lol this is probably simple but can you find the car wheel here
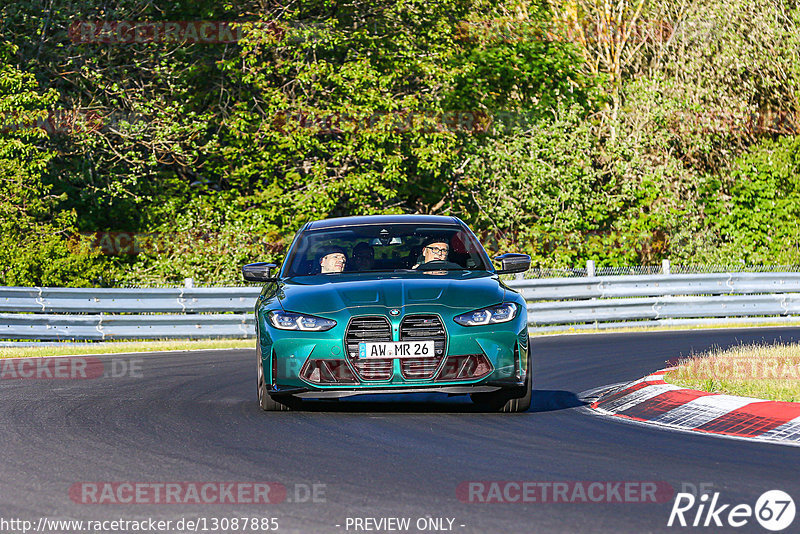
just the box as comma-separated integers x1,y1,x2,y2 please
257,342,301,411
471,343,532,413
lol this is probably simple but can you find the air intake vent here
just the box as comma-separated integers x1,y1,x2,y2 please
400,315,446,356
436,354,493,381
346,316,393,381
399,314,446,379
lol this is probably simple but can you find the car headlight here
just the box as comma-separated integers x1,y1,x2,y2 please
453,303,518,326
267,311,337,331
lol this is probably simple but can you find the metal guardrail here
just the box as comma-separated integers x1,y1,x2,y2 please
3,271,800,341
0,313,254,340
522,260,800,279
0,287,261,340
520,272,800,327
515,272,800,300
0,287,260,313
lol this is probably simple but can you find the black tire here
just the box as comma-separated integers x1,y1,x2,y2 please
470,343,532,413
257,342,301,411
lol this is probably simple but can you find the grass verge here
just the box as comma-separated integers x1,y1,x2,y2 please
664,342,800,402
0,339,254,359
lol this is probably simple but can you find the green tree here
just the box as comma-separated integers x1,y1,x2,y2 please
700,135,800,264
0,42,105,286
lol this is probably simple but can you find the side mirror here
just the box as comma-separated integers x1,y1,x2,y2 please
493,253,531,275
242,262,278,282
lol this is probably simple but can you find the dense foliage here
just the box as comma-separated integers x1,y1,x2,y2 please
1,0,798,285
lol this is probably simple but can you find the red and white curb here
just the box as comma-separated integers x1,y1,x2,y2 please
590,369,800,445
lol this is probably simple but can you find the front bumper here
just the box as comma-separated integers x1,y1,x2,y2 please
269,384,513,399
258,307,529,396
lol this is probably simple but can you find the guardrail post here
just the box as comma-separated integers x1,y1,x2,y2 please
662,259,671,275
184,278,194,288
586,260,595,277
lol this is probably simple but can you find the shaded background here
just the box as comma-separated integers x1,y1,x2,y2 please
1,0,799,286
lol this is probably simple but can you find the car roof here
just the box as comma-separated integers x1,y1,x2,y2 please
305,214,463,230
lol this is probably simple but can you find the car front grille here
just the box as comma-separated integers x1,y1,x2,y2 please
346,316,393,381
399,314,446,379
344,314,448,382
400,315,446,355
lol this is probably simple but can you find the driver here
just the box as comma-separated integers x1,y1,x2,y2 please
319,246,347,273
413,238,449,269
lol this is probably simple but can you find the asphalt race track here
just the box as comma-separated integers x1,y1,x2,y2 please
2,328,800,534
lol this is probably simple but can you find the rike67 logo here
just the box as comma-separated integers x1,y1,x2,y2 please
668,490,795,531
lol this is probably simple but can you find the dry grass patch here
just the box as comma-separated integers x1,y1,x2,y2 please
664,343,800,402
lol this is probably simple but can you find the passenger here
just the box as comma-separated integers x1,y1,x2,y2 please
350,242,375,271
318,246,347,273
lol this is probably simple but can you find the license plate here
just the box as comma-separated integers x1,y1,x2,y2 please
358,341,435,359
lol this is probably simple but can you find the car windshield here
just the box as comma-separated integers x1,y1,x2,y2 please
284,223,493,276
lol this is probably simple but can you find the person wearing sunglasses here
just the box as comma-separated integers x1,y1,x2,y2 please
412,238,450,269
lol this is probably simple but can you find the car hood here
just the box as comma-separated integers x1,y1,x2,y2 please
275,271,507,314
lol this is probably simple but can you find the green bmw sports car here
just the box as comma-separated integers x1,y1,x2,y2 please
242,215,532,412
